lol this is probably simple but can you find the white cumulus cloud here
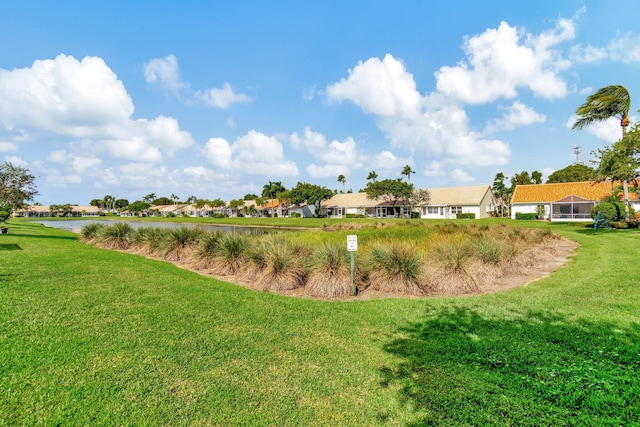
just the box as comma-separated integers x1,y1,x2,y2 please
205,130,298,176
435,19,572,104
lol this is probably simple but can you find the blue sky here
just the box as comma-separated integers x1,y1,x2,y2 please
1,1,639,205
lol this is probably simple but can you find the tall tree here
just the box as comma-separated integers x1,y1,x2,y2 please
366,170,378,183
143,193,156,204
289,182,334,217
573,85,635,218
170,193,180,204
261,181,285,200
0,162,38,212
492,172,511,217
546,164,595,183
337,174,346,192
531,170,543,184
401,165,415,182
594,125,640,202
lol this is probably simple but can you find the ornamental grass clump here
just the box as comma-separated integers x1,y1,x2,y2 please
96,222,134,250
130,227,170,256
428,237,478,294
192,230,225,269
161,226,204,262
366,242,425,295
210,232,250,275
305,242,358,298
79,222,106,243
256,235,307,292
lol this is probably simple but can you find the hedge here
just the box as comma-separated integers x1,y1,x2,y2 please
456,213,476,220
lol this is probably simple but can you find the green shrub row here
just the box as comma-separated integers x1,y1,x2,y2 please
515,212,538,220
456,213,476,220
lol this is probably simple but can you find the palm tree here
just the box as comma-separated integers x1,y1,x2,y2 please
572,85,634,219
337,174,346,192
572,85,631,137
366,170,378,183
170,193,179,204
401,165,415,182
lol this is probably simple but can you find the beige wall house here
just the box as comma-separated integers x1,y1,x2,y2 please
15,205,101,217
321,185,496,219
418,185,496,219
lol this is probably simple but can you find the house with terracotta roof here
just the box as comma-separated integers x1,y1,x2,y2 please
321,185,496,219
511,181,640,221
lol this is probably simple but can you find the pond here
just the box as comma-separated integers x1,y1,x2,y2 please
36,219,280,235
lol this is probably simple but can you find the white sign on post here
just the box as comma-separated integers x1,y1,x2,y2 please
347,235,358,252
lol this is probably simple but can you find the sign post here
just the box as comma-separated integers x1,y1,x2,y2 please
347,235,358,296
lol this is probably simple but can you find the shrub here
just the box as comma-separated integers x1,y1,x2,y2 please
515,212,537,220
468,237,502,264
96,222,134,250
0,210,9,222
591,201,623,222
430,238,469,271
79,222,106,243
212,233,250,274
456,212,475,220
367,243,425,295
130,227,170,255
290,212,301,218
161,226,203,261
306,242,357,298
256,235,307,291
193,230,225,269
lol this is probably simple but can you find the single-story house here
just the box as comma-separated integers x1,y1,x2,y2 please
321,185,496,219
15,205,101,217
149,204,190,217
511,181,640,221
321,192,410,218
417,185,496,219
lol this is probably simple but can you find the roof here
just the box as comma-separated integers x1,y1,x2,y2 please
321,185,494,208
427,185,494,206
511,181,640,204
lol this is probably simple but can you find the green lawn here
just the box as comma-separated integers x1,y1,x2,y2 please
1,220,638,425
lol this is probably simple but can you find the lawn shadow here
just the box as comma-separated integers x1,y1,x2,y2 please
0,243,22,251
0,232,78,241
380,306,640,426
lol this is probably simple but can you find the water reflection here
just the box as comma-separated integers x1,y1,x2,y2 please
36,219,278,235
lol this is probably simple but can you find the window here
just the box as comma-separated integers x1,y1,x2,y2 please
450,206,462,214
427,206,439,214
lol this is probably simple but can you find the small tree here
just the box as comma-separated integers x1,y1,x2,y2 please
289,182,334,218
364,179,414,217
0,162,38,213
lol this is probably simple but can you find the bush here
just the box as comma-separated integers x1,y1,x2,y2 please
0,210,10,222
290,212,301,218
161,226,203,261
79,222,106,242
591,201,624,222
456,212,475,220
193,230,225,269
96,222,134,250
515,212,538,220
306,242,357,298
367,243,425,295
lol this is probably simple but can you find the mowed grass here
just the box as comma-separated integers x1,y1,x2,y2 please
1,220,639,425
